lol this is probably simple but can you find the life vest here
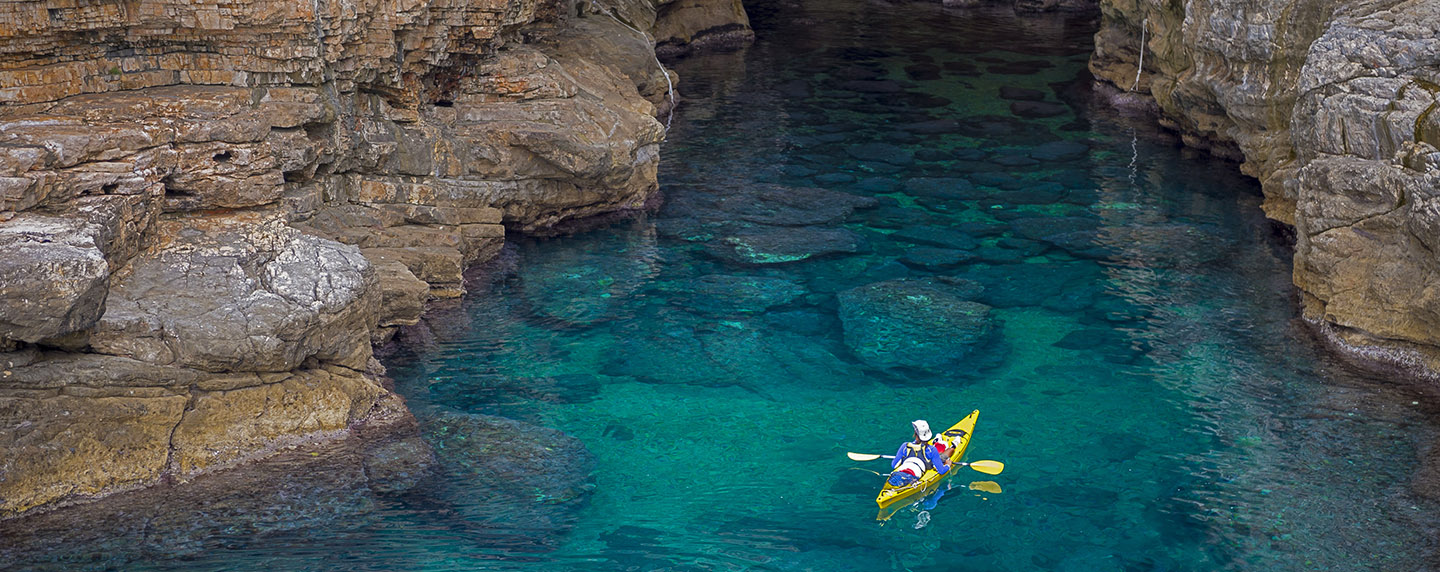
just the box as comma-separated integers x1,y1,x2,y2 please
901,441,937,473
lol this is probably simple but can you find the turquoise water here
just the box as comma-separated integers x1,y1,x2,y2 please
7,2,1440,571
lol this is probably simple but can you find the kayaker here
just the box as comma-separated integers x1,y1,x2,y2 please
887,420,949,486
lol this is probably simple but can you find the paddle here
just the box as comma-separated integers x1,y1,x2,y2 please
844,452,1005,475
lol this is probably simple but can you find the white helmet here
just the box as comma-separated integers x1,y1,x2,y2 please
911,419,932,441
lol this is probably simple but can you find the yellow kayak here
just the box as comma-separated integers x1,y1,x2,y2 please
875,409,979,521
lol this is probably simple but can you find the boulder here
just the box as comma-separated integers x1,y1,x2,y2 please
418,410,596,551
0,403,428,565
0,215,111,344
0,352,389,515
652,0,755,58
837,278,997,373
90,215,378,373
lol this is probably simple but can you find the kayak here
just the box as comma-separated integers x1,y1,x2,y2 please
875,409,979,521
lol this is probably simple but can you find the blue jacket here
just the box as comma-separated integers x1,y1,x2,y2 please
892,441,949,475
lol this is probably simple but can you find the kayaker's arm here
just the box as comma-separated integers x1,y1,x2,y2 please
925,445,949,474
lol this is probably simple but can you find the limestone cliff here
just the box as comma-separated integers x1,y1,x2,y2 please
0,0,750,517
1090,0,1440,376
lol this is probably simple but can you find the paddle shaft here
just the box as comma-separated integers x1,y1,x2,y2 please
847,452,1004,475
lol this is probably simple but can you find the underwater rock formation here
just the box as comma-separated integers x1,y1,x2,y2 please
1091,0,1440,376
0,404,599,567
837,277,999,375
0,0,751,517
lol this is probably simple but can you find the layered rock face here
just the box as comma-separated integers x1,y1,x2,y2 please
1091,0,1440,375
0,0,751,517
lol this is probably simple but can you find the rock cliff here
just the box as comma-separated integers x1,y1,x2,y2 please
1090,0,1440,376
0,0,750,517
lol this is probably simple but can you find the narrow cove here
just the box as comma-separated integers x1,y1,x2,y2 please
5,1,1439,570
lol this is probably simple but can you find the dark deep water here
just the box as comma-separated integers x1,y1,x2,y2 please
6,1,1440,570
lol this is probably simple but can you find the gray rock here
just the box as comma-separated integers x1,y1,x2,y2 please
90,216,378,373
0,215,111,344
837,278,995,373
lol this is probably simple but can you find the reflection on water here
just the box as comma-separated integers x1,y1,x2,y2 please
6,1,1440,570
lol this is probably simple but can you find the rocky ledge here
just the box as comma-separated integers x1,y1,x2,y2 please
0,0,750,517
1090,0,1440,377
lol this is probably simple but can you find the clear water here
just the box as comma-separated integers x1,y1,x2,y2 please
6,2,1440,571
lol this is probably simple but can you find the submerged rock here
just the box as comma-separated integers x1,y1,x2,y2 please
422,410,595,505
902,177,982,200
707,225,867,265
665,183,875,227
962,262,1099,308
1030,140,1091,162
660,274,807,314
890,225,980,250
900,247,976,270
1010,100,1069,118
999,86,1047,101
837,277,997,374
0,399,428,567
846,143,915,165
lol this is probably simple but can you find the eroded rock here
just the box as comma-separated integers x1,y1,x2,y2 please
0,215,112,344
837,277,997,374
91,215,378,373
1091,0,1440,371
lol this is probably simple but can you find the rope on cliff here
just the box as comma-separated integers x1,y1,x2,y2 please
591,2,677,132
1131,18,1148,92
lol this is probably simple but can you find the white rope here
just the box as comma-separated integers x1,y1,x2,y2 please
591,2,676,131
1128,127,1139,187
1131,17,1147,92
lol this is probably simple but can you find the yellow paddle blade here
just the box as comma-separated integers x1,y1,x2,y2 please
966,460,1005,475
968,481,1002,494
847,452,884,461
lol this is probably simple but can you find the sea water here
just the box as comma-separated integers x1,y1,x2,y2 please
6,1,1440,571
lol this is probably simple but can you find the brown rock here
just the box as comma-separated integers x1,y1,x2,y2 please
171,368,384,475
652,0,755,58
373,261,431,327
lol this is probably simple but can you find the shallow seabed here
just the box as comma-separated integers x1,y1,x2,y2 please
8,1,1440,571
